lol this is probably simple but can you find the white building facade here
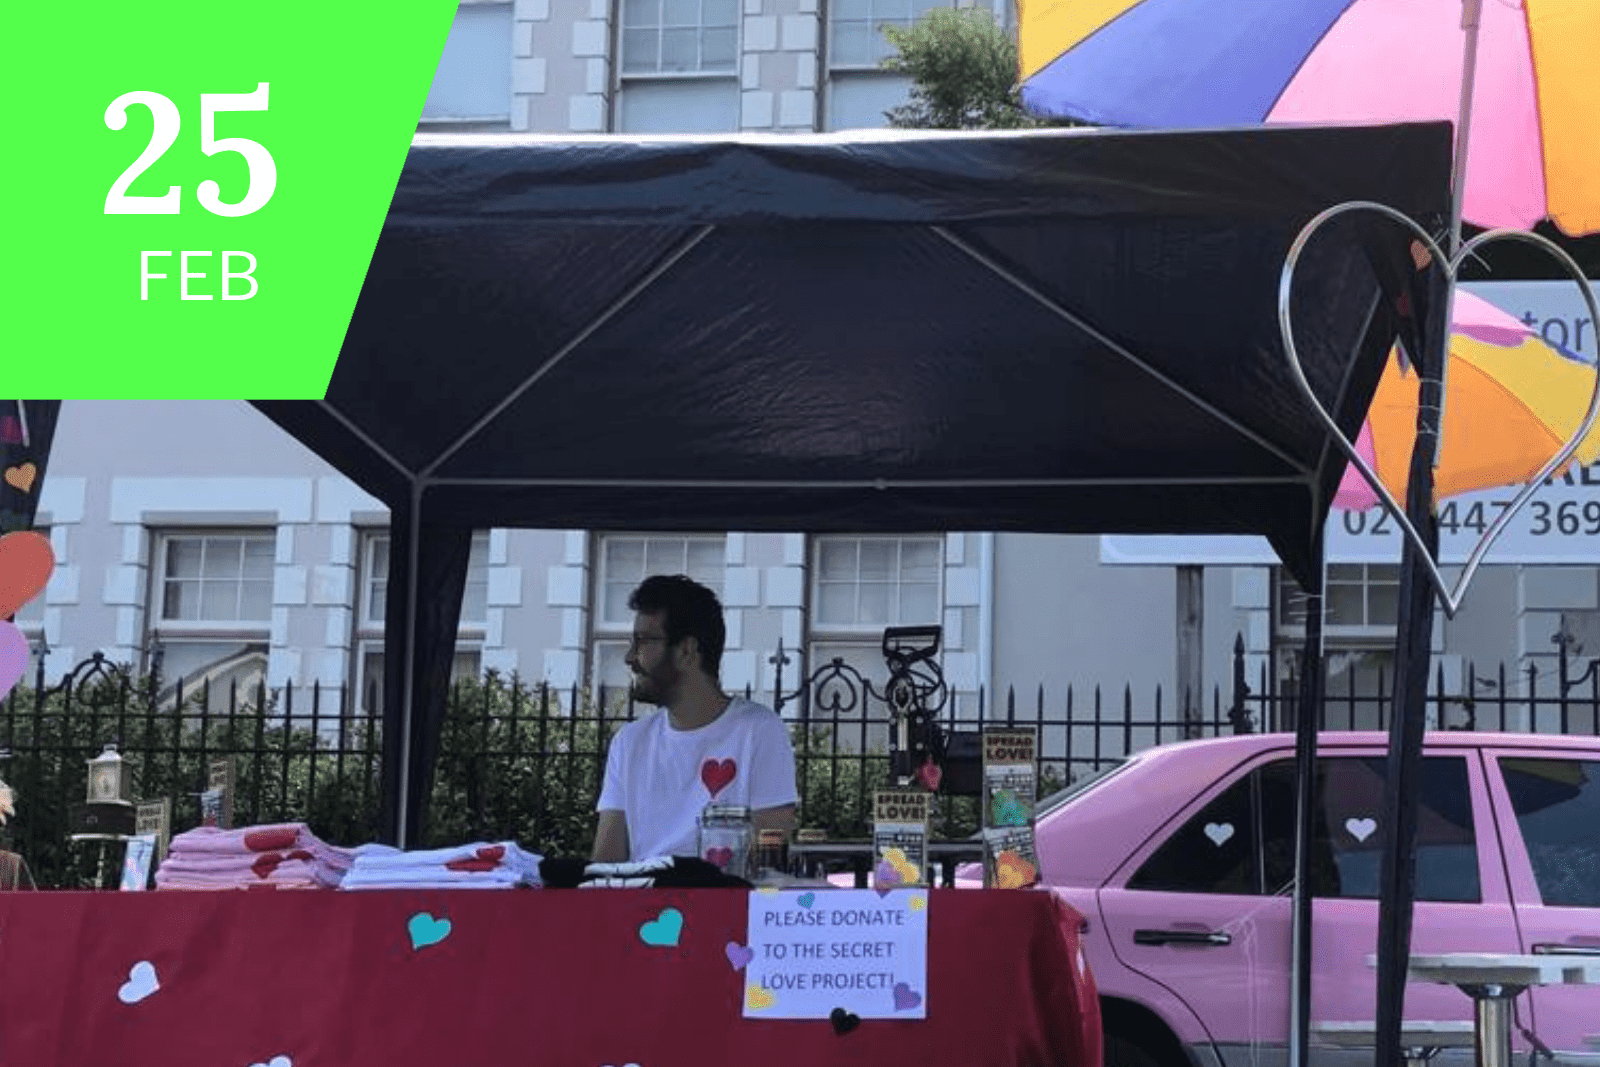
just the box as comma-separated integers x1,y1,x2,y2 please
16,8,1600,743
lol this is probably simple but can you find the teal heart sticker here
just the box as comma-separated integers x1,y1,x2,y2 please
797,892,816,908
638,907,683,947
407,911,452,950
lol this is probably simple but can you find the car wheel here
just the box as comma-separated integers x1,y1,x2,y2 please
1106,1032,1173,1067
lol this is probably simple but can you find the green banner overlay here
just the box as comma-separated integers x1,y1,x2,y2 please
3,2,456,397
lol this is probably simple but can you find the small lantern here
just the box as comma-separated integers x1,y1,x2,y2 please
85,744,133,805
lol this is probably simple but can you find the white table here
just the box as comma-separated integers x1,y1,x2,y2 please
1393,954,1600,1067
1313,1020,1474,1067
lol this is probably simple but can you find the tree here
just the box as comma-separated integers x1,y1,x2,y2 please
880,8,1052,130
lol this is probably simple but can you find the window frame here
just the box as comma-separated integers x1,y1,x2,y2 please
1493,751,1600,910
142,527,276,704
352,529,491,711
148,529,277,636
619,0,740,78
589,532,727,699
416,0,516,129
826,0,954,71
808,533,944,640
1274,563,1402,642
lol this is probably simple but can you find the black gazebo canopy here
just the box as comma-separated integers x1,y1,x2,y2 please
254,120,1452,846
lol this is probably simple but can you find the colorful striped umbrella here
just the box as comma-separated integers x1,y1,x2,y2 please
1334,290,1600,510
1019,0,1600,236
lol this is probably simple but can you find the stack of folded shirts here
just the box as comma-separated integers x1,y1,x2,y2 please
155,823,355,891
339,841,543,890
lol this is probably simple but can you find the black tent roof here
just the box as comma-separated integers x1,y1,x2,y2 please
256,121,1452,589
250,121,1452,847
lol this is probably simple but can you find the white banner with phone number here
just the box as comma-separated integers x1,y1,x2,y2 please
1100,281,1600,568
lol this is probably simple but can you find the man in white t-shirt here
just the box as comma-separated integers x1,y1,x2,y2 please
592,574,799,863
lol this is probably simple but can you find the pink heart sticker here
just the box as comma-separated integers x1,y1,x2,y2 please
724,941,754,970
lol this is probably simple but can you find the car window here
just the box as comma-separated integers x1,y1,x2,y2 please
1499,757,1600,908
1036,759,1131,819
1261,756,1479,903
1128,767,1262,894
1128,755,1479,902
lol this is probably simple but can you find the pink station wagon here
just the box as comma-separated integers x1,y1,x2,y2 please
1012,731,1600,1067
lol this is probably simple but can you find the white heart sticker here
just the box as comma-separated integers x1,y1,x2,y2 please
249,1057,291,1067
117,960,160,1004
1203,822,1234,846
1345,817,1378,843
1279,207,1600,617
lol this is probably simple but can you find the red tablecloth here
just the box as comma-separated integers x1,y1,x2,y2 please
0,887,1099,1067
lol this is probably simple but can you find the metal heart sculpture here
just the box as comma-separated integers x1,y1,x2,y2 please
1278,200,1600,618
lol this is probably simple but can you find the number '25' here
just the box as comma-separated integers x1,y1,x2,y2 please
104,82,277,217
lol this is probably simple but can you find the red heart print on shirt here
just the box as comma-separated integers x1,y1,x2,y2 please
243,827,300,852
701,758,737,797
251,853,286,879
445,845,506,872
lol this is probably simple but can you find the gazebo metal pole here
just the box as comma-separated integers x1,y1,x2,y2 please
1374,6,1483,1066
1288,590,1325,1067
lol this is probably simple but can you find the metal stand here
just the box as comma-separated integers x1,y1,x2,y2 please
1459,984,1518,1067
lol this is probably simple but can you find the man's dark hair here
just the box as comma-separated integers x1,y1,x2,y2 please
629,574,726,678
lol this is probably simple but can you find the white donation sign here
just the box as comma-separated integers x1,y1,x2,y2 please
742,888,929,1020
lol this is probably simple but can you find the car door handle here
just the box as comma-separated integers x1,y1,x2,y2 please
1531,942,1600,956
1133,928,1232,947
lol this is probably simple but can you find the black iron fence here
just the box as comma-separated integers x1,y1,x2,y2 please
2,635,1597,889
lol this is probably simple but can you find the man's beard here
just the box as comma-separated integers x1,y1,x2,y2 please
631,662,677,706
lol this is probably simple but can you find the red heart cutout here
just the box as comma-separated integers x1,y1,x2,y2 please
285,849,312,862
701,758,736,797
0,532,54,619
475,846,505,862
705,847,734,869
251,853,285,879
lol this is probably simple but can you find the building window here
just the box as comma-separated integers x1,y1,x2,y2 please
1274,564,1405,717
622,0,738,75
418,2,515,129
813,535,941,632
830,0,951,67
147,530,275,709
1280,564,1401,634
803,535,942,748
354,530,491,714
591,534,726,702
